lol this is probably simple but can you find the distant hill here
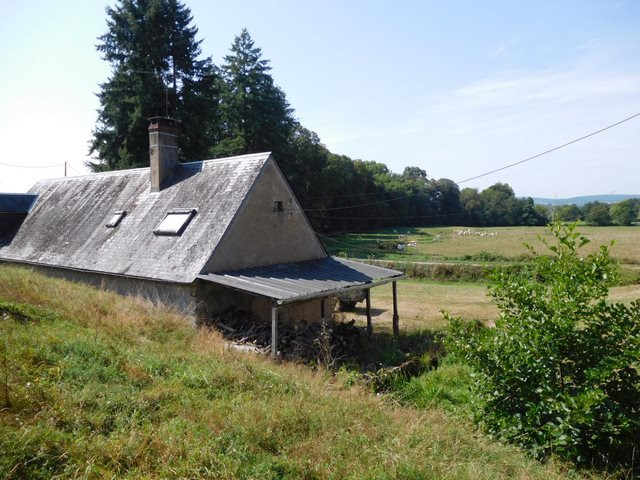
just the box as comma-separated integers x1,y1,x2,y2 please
532,194,640,206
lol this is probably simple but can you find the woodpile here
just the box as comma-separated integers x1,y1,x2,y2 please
336,288,366,311
208,308,364,363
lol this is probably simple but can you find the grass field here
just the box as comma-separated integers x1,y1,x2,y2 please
347,279,640,332
1,226,637,478
1,265,593,480
323,225,640,265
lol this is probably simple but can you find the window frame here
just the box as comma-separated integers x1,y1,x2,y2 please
153,208,197,236
106,210,127,228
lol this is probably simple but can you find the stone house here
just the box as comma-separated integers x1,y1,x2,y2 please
0,118,402,355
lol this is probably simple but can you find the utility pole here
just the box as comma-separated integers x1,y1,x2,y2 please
64,161,67,177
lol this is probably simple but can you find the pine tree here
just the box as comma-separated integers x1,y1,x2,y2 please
89,0,219,171
213,29,295,161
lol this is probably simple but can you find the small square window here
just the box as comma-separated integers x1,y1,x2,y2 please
274,201,283,212
154,209,197,236
106,210,126,228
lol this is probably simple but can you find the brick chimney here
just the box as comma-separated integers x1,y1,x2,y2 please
148,117,179,192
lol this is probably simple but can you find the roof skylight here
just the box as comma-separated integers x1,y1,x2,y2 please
154,209,197,236
106,210,126,228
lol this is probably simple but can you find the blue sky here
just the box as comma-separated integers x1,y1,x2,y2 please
1,0,639,197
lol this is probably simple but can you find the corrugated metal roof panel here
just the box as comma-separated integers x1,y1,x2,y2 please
197,256,403,304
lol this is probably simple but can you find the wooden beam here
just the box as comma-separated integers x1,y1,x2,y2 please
392,281,399,337
271,304,279,359
365,288,372,337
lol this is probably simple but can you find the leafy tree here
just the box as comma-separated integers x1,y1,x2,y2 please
87,5,564,233
213,28,295,163
286,125,330,206
402,166,427,181
533,204,551,223
519,197,546,226
583,202,612,226
610,199,638,226
478,183,517,226
89,0,219,170
460,188,482,225
554,203,581,222
430,178,462,224
446,223,640,468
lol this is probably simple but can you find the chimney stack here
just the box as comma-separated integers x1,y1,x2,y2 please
148,117,179,192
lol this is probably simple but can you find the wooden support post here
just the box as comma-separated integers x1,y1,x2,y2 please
365,288,372,338
320,297,326,321
392,281,400,337
271,304,279,359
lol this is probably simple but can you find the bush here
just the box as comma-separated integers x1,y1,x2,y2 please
445,223,640,469
610,199,639,226
368,260,490,282
583,202,612,226
376,239,401,251
460,251,508,262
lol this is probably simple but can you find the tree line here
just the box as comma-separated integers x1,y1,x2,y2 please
89,1,633,234
544,199,640,226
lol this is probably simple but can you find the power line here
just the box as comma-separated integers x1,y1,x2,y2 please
0,159,86,175
303,111,640,212
313,228,401,257
0,161,63,169
307,190,392,200
456,112,640,184
303,192,429,211
65,163,84,175
308,211,464,221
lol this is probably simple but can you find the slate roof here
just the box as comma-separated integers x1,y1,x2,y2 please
197,257,403,305
0,153,271,283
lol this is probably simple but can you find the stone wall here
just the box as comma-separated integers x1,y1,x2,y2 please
202,158,326,273
1,261,337,327
1,261,198,319
194,278,337,325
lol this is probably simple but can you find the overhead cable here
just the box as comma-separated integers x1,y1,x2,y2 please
303,111,640,212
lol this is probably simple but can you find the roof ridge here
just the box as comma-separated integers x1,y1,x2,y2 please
34,152,273,182
181,152,272,167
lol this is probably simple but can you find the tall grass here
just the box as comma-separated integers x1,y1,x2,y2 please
0,265,597,479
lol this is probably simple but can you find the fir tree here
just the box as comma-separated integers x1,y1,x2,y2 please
89,0,219,171
213,29,295,161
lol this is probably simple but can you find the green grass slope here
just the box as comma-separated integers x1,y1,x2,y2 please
0,266,589,479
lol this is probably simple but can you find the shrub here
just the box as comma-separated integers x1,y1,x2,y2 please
376,239,401,251
460,251,508,262
584,202,612,226
445,223,640,469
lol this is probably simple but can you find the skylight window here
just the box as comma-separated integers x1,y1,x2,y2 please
154,209,197,236
106,211,126,228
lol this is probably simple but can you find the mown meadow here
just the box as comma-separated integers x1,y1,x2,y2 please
323,225,640,266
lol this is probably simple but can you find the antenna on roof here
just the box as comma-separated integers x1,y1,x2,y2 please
130,69,175,119
165,84,169,118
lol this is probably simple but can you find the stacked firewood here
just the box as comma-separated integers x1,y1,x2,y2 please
208,308,363,363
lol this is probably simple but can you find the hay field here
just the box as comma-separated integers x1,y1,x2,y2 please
348,279,640,332
325,225,640,265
